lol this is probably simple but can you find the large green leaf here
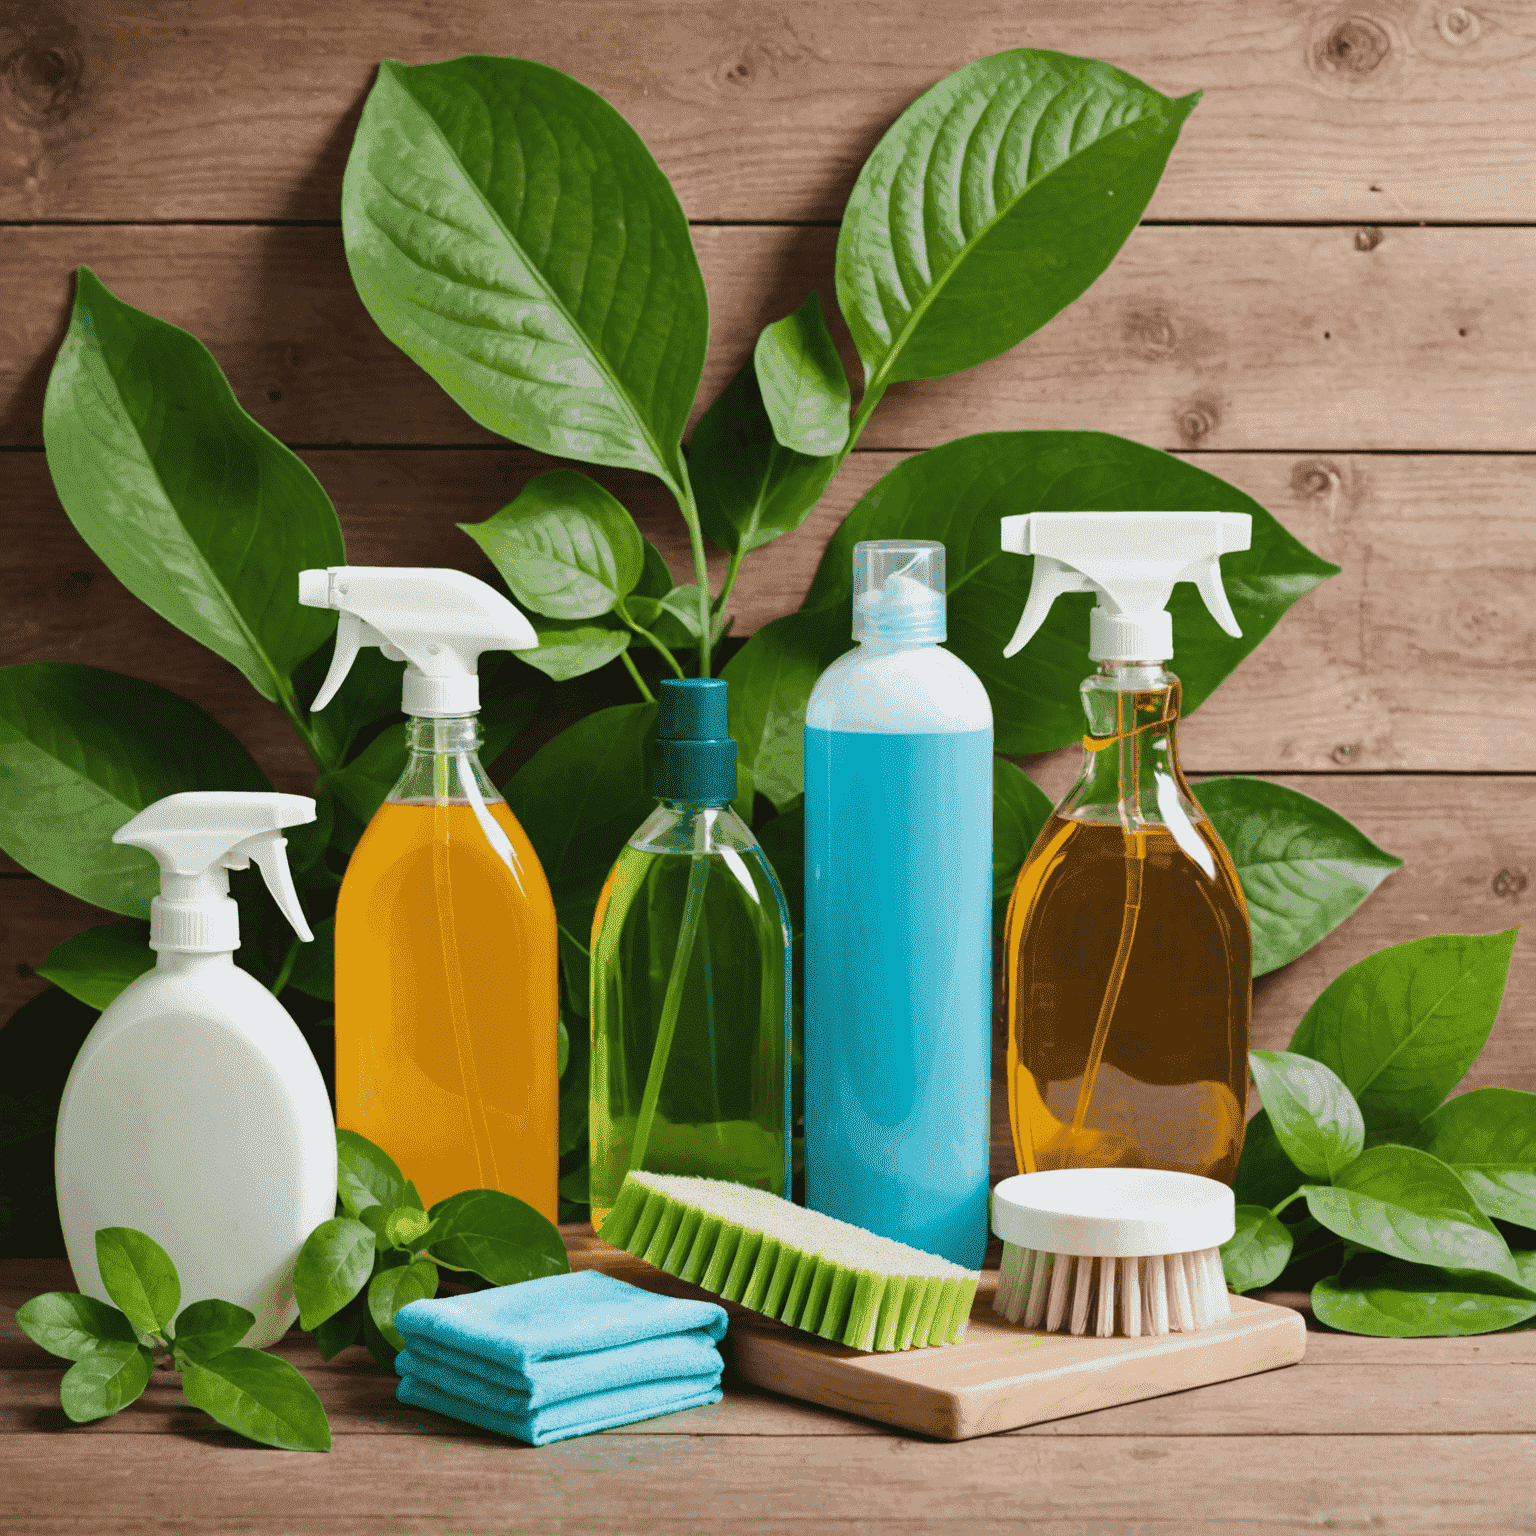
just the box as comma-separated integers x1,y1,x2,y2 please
505,702,658,934
1412,1088,1536,1228
1313,1255,1536,1338
182,1347,331,1451
42,268,344,707
342,57,707,485
801,434,1337,755
95,1227,180,1335
520,619,631,683
0,665,270,916
837,51,1199,390
170,1298,257,1365
1232,1108,1306,1212
1249,1049,1364,1182
460,470,644,621
753,293,850,456
1193,778,1402,976
691,357,839,558
292,1216,376,1330
992,759,1053,913
35,920,153,1011
368,1258,439,1352
1220,1206,1294,1294
59,1341,153,1423
1301,1144,1516,1281
721,607,851,811
426,1188,569,1286
15,1292,137,1361
1290,931,1519,1137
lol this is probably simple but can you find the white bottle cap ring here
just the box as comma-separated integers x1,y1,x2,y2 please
991,1168,1235,1257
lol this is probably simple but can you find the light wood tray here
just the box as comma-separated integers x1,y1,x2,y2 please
568,1233,1307,1442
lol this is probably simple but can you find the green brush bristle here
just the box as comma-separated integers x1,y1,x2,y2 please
598,1172,979,1352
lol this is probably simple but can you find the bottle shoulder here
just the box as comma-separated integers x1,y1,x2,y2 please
806,644,992,733
628,802,761,855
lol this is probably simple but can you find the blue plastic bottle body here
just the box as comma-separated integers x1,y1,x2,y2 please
803,643,993,1267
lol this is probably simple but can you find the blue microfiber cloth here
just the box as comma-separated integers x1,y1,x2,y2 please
396,1325,724,1409
396,1369,723,1447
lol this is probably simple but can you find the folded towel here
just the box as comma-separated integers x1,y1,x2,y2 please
396,1324,724,1409
397,1367,724,1446
393,1270,729,1371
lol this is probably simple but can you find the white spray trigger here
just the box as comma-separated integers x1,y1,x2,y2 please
243,835,314,943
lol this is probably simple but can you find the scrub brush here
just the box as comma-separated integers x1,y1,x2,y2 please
992,1169,1235,1338
598,1171,979,1352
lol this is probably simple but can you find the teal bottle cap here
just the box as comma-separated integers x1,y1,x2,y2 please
654,678,738,804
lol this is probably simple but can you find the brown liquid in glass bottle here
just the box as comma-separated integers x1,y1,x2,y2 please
1003,667,1251,1184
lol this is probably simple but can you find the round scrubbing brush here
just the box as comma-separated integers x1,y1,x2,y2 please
992,1169,1235,1338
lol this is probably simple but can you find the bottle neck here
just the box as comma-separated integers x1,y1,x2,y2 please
1058,662,1200,830
855,635,937,656
388,714,503,805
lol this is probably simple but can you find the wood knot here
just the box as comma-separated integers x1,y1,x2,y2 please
3,35,84,126
1438,7,1481,44
1291,461,1340,500
1492,868,1528,899
1315,15,1391,76
1355,226,1383,252
723,57,755,85
1331,742,1362,764
1177,399,1219,445
1124,308,1179,361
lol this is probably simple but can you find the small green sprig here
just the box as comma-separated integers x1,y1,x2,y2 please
293,1130,569,1367
1220,930,1536,1336
16,1228,330,1451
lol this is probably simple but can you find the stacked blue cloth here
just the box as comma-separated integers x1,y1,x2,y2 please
393,1270,729,1446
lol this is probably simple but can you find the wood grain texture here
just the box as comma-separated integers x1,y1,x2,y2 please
7,448,1533,779
2,225,1530,452
2,1,1533,224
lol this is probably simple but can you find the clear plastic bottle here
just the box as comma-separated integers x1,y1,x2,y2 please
589,679,791,1229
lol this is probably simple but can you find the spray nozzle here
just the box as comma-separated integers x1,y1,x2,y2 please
114,792,317,954
999,512,1252,662
298,567,538,718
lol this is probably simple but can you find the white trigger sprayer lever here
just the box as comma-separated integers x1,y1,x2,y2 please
998,511,1252,663
297,567,540,879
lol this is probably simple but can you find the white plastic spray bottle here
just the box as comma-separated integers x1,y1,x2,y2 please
55,792,333,1349
297,566,560,1218
997,511,1254,1186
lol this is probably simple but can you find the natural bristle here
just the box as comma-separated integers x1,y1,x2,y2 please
993,1240,1232,1338
600,1172,979,1353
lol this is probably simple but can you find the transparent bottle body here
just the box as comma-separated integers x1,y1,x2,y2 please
589,800,792,1228
1004,665,1251,1185
334,715,559,1217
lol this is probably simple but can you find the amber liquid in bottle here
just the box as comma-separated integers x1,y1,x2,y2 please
1004,666,1251,1184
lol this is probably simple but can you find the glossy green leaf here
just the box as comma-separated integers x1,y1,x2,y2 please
427,1188,570,1286
170,1298,256,1365
801,434,1337,755
95,1228,180,1336
359,1204,395,1251
1290,930,1519,1134
1313,1256,1536,1337
753,293,850,456
312,1295,366,1362
1250,1049,1365,1182
361,1304,399,1371
1301,1144,1516,1281
59,1340,153,1423
505,702,658,934
43,267,344,705
34,920,154,1011
343,57,706,485
286,915,335,1003
0,664,270,917
301,647,406,769
521,617,631,682
368,1258,439,1353
293,1217,377,1330
182,1347,331,1451
837,52,1198,389
1233,1109,1307,1213
1220,1206,1294,1294
721,607,851,810
691,357,840,558
992,759,1053,911
335,1129,406,1217
558,1017,571,1079
1412,1087,1536,1228
1192,778,1403,976
15,1292,136,1361
461,470,645,621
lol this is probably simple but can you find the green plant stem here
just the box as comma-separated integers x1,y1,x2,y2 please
667,467,715,677
1271,1190,1307,1220
274,678,337,776
713,545,747,618
615,602,686,680
619,650,656,704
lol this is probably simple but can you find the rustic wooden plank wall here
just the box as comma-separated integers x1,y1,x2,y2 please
2,1,1532,1103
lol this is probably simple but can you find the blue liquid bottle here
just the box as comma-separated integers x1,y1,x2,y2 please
803,540,993,1266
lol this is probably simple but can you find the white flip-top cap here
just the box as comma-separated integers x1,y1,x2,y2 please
298,567,538,718
991,1169,1235,1257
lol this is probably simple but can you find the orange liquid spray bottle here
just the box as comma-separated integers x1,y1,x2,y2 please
299,567,558,1218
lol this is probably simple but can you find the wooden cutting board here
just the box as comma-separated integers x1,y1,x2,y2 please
567,1232,1307,1442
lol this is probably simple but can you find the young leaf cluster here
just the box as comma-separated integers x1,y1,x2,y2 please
291,1131,569,1367
1219,930,1536,1336
16,1228,330,1451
